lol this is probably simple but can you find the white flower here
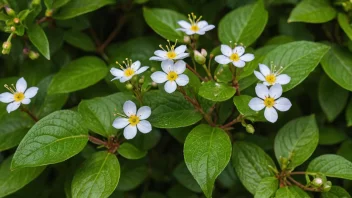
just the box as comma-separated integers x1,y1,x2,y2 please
215,44,254,68
248,84,292,123
177,13,215,35
254,63,291,86
110,60,149,83
112,100,152,140
0,77,38,113
150,60,189,94
149,40,189,62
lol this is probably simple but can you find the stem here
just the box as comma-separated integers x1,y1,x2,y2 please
20,106,38,122
89,135,108,146
287,176,322,192
202,64,213,80
220,115,242,129
186,64,206,81
97,15,126,54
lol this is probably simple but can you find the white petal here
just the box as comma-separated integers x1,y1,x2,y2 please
259,64,271,76
185,30,195,35
269,84,282,99
123,125,137,140
274,97,292,112
248,97,265,111
16,77,27,93
196,31,205,35
178,20,191,28
173,60,186,74
149,56,166,61
197,21,208,28
131,61,141,71
113,118,129,129
233,46,245,56
276,74,291,85
6,102,20,113
263,82,270,86
175,53,189,59
123,100,136,117
233,60,245,68
175,74,189,86
151,71,168,83
200,25,215,32
255,84,269,99
135,66,149,74
154,50,167,57
0,92,14,103
240,53,255,62
220,45,232,56
161,60,173,73
119,76,132,83
176,28,188,33
215,55,231,64
137,106,151,119
110,68,124,78
264,107,278,123
24,87,38,99
21,98,31,104
164,81,177,93
174,45,187,54
254,71,265,81
137,120,152,134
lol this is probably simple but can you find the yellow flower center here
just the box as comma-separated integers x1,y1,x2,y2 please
128,115,140,126
190,24,199,32
264,97,275,108
230,53,239,61
265,74,276,85
124,68,135,77
166,51,177,59
13,92,24,102
167,71,178,81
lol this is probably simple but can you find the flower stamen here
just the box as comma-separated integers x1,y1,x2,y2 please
167,71,178,81
128,115,140,126
264,97,275,108
230,53,239,61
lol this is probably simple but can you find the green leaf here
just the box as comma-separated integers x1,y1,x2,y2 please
288,0,336,23
143,8,187,42
233,95,266,122
263,41,329,91
274,115,318,169
232,142,276,194
254,177,278,198
0,156,46,198
337,140,352,162
321,46,352,91
54,0,115,20
49,56,108,94
64,30,96,52
53,0,71,9
214,64,232,83
27,23,50,60
307,154,352,180
173,162,202,193
318,75,349,122
118,143,147,160
78,93,133,137
321,186,351,198
319,127,347,145
71,151,120,198
11,110,88,169
130,128,161,151
0,12,10,21
184,124,231,198
218,0,268,46
275,186,310,198
198,81,236,102
338,13,352,41
347,99,352,127
143,90,202,128
116,159,148,191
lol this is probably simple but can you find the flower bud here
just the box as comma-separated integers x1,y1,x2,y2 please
5,7,15,17
10,26,16,32
31,0,41,5
311,177,323,187
23,48,29,55
152,82,157,87
2,41,11,50
138,77,144,84
322,181,332,192
194,50,206,64
126,83,133,90
151,67,156,72
45,9,53,17
201,48,207,57
28,51,39,60
183,36,190,44
13,18,20,24
245,124,255,134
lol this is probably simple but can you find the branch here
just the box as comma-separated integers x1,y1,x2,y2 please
97,15,126,54
88,135,108,146
220,115,242,129
287,176,322,192
20,106,38,122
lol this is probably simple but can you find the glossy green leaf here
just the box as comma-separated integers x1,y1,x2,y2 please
275,186,310,198
173,162,202,193
218,0,268,46
347,99,352,127
307,154,352,180
321,186,351,198
64,31,96,52
12,110,89,169
198,81,236,102
53,0,71,9
49,56,108,94
184,124,231,198
232,142,276,194
71,151,120,198
27,23,50,60
233,95,266,122
274,115,318,169
288,0,336,23
130,128,161,151
118,143,147,160
338,13,352,41
214,64,232,83
116,159,148,191
319,127,347,145
254,177,278,198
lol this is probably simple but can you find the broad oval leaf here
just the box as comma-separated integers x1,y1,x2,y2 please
184,124,231,198
118,143,147,160
49,56,108,94
64,30,96,52
233,95,266,122
263,41,329,91
143,90,202,128
173,162,202,193
11,110,89,169
321,46,352,91
232,141,276,194
198,81,236,102
288,0,336,23
307,154,352,180
143,8,187,42
116,159,148,191
338,13,352,41
218,0,268,46
27,23,50,60
254,177,278,198
274,115,319,169
275,186,310,198
319,127,347,145
321,186,351,198
0,156,46,198
71,151,120,198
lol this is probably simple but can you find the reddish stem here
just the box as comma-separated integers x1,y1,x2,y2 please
20,106,38,122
